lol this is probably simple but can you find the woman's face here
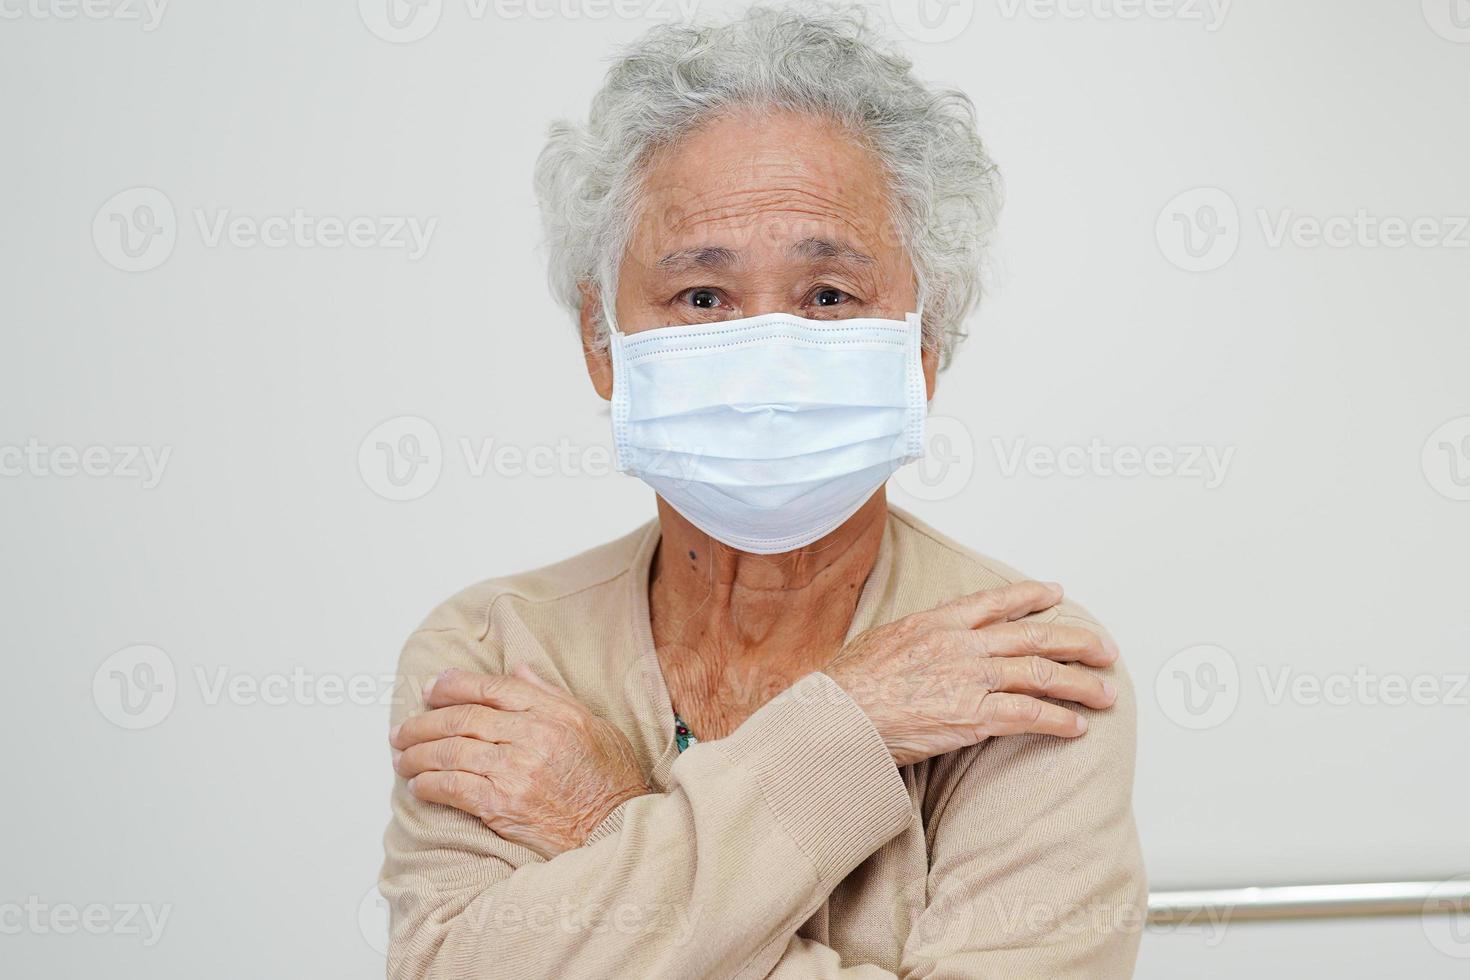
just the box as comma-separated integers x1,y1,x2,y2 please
580,108,937,398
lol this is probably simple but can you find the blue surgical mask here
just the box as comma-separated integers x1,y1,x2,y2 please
608,307,927,554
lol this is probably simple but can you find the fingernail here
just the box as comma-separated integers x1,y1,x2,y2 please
391,750,402,768
1076,714,1089,733
1101,680,1117,702
422,675,438,699
388,723,401,742
1102,636,1120,660
404,775,416,794
1044,581,1063,595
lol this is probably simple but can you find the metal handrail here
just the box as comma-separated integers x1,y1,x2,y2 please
1147,879,1470,923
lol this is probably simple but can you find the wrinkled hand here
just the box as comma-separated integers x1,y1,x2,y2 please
390,666,649,859
825,581,1120,767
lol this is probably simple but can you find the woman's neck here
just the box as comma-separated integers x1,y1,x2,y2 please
648,491,888,740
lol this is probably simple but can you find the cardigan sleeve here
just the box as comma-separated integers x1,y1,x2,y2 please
732,615,1145,979
379,622,912,980
897,612,1147,978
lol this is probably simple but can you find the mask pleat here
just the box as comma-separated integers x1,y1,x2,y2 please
628,406,910,461
627,432,911,494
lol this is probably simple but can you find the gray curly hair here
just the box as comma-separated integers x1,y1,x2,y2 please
533,1,1001,366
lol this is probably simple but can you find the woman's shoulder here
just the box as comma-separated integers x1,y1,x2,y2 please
886,506,1106,631
410,519,657,641
388,521,658,712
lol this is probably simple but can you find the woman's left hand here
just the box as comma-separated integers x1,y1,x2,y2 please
390,666,650,859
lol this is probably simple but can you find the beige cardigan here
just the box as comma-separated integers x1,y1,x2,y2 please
381,507,1146,978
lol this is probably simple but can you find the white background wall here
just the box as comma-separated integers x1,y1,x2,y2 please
2,1,1467,976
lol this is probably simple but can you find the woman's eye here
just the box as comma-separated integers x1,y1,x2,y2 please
813,288,849,307
684,289,721,309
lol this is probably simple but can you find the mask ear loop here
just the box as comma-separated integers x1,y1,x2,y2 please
598,289,634,472
904,290,929,460
911,285,927,340
600,289,623,338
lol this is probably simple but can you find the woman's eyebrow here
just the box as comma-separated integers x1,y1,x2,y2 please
655,245,742,272
654,238,875,273
790,237,876,265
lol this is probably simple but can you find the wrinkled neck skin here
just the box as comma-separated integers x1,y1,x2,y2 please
648,489,887,740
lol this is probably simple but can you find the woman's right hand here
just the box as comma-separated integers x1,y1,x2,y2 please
823,581,1119,767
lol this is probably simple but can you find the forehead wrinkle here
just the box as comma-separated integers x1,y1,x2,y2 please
658,181,877,237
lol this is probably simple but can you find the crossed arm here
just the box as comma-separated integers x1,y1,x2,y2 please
380,603,1144,978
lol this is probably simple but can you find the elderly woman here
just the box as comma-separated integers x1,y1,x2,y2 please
380,5,1144,977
